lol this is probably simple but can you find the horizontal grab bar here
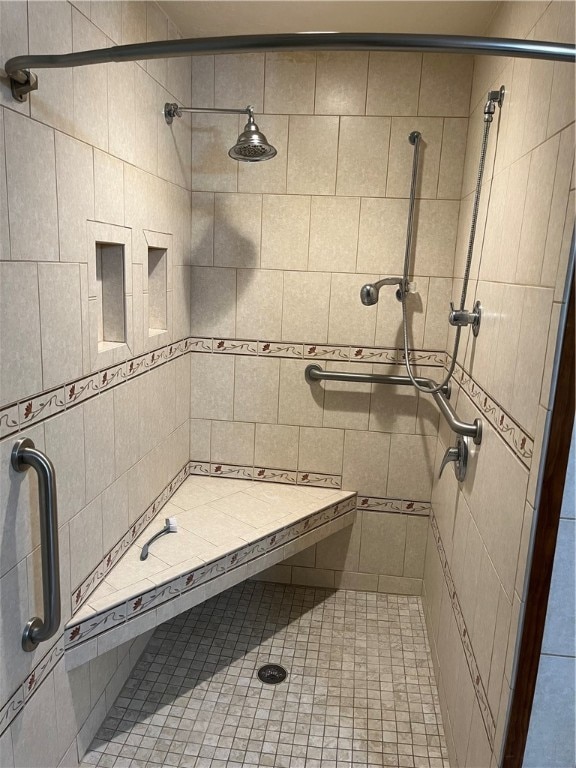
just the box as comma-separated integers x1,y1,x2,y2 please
305,364,482,445
11,438,61,651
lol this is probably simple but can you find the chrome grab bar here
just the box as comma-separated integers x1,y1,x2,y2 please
305,364,482,444
11,438,61,652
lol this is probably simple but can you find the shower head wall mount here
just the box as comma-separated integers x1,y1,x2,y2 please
164,102,277,162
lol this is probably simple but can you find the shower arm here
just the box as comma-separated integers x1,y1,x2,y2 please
5,32,575,102
164,103,254,125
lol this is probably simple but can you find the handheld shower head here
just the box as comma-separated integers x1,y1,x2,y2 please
228,112,277,162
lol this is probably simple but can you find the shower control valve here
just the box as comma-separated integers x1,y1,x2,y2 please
448,300,482,337
439,435,470,482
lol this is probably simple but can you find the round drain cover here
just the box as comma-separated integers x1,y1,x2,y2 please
257,664,287,685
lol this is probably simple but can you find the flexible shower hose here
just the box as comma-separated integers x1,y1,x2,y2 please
401,115,493,395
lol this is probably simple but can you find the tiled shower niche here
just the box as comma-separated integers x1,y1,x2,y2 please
147,247,167,335
96,242,126,350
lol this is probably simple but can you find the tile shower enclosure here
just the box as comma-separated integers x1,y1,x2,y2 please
0,2,573,768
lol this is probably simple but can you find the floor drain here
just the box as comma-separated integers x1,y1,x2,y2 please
257,664,287,685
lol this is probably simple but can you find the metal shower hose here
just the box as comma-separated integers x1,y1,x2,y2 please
401,117,493,394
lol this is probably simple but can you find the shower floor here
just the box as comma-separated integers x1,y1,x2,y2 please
80,582,449,768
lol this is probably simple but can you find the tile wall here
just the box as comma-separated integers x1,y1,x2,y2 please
422,2,575,766
0,2,193,765
186,47,474,595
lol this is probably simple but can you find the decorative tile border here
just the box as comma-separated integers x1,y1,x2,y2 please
453,363,534,468
64,495,357,652
0,635,64,738
0,336,447,438
430,512,496,750
358,496,431,515
190,461,342,490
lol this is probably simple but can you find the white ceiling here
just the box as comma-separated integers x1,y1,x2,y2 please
160,1,499,39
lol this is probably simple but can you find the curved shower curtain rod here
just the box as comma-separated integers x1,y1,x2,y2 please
5,31,575,101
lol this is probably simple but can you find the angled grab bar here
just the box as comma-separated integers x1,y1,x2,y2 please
305,364,482,444
11,438,61,651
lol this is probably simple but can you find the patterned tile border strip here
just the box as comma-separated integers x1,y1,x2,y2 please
0,336,447,439
452,363,534,468
358,496,431,515
0,635,64,738
64,496,358,650
430,511,496,750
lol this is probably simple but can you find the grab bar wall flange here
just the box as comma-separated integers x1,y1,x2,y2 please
305,364,482,444
11,438,61,652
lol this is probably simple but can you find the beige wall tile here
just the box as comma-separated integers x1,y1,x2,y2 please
404,515,428,578
121,1,146,45
4,110,58,262
315,52,368,116
438,118,468,200
287,116,339,195
133,64,158,175
284,545,316,568
83,391,116,501
138,362,176,456
190,417,211,460
0,110,8,262
342,429,390,496
298,427,344,475
374,277,428,349
211,420,255,466
172,265,191,341
191,114,238,193
412,200,459,277
335,571,379,591
72,9,108,151
254,423,299,469
91,0,121,41
323,362,371,432
424,278,452,350
328,273,378,346
516,134,560,285
291,566,334,588
542,125,574,287
498,154,531,283
214,192,261,267
490,284,524,410
238,115,289,195
357,197,409,275
145,2,168,86
359,511,406,575
234,356,280,424
190,352,235,421
28,0,74,135
512,287,554,435
190,266,236,337
0,263,42,406
316,524,360,572
264,53,316,114
471,547,500,684
308,196,360,273
387,434,436,500
55,132,94,263
278,359,324,427
336,117,391,197
369,364,418,435
38,263,83,389
101,474,129,554
214,53,265,112
69,495,103,588
419,54,473,117
378,574,422,595
282,271,330,343
261,195,310,270
387,117,443,199
250,564,292,584
113,379,140,477
191,191,214,267
158,104,192,189
45,407,86,527
0,1,29,116
366,53,422,116
236,268,283,339
191,55,214,107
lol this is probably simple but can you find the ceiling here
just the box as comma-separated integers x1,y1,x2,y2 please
160,1,499,39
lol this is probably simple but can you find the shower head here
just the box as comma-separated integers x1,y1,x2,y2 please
228,113,277,162
164,102,277,163
360,277,404,306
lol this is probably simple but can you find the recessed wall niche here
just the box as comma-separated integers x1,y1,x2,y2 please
143,230,173,350
87,221,133,370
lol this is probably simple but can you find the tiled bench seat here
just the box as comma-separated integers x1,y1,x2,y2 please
65,476,357,668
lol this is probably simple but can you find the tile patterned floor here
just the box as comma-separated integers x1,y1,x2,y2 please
81,582,449,768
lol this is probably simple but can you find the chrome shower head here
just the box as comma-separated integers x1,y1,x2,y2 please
228,113,277,162
360,283,380,306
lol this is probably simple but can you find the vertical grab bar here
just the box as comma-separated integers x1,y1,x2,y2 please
11,438,61,652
